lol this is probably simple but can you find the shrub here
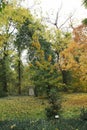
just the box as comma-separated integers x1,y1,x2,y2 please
80,107,87,120
45,88,61,120
0,87,8,97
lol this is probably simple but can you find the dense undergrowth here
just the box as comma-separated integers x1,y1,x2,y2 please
0,118,87,130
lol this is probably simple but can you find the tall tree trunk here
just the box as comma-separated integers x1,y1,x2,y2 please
18,59,21,94
56,51,68,91
46,84,51,98
61,70,68,91
3,44,8,92
18,47,22,95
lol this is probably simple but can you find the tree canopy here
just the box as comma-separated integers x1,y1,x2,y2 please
0,0,87,97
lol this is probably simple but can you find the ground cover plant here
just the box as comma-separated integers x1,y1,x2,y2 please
0,93,87,130
0,118,87,130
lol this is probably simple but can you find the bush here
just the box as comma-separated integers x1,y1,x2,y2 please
0,118,87,130
80,107,87,120
0,87,8,97
45,88,61,120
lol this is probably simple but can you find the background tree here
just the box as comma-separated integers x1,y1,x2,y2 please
15,16,46,94
29,32,62,96
61,41,87,92
14,16,34,94
42,6,73,91
0,4,34,95
49,29,72,91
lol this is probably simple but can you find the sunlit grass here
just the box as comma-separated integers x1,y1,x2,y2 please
62,93,87,107
0,93,87,121
61,93,87,118
0,93,87,129
0,96,47,121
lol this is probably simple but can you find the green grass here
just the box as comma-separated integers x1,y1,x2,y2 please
0,93,87,130
0,93,87,120
0,96,47,120
61,93,87,118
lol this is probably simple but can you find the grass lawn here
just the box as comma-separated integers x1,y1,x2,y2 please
62,93,87,118
0,93,87,120
0,93,87,130
0,96,47,120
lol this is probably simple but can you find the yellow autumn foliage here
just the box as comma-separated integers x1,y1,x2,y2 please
35,61,41,67
48,55,52,62
61,39,87,91
32,41,41,50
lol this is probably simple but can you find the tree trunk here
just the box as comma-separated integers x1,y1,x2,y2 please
46,84,51,98
3,44,8,92
56,51,68,92
61,70,68,92
18,48,22,95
